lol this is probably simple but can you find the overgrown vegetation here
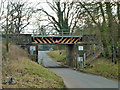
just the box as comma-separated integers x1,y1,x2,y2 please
2,44,65,88
74,2,120,64
80,58,118,79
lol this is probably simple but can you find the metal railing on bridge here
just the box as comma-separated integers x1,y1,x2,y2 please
32,31,81,38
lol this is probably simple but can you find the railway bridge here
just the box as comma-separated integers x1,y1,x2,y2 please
31,32,82,66
6,32,98,67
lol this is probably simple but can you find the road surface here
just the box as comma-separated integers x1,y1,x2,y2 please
38,51,118,88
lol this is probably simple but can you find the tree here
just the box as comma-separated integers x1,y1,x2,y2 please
37,0,78,35
117,2,120,63
75,1,119,63
8,1,34,34
1,0,35,52
4,1,10,52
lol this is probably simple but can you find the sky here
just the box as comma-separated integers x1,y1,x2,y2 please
0,0,119,34
0,0,55,34
24,0,54,34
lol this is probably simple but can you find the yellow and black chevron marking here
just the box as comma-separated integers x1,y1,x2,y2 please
36,38,43,44
41,37,47,44
34,39,38,43
32,37,81,44
45,37,51,43
65,38,71,43
74,38,80,44
49,37,55,43
58,38,62,43
70,38,76,44
61,37,67,43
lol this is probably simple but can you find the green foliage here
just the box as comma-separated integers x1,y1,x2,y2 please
74,2,119,64
81,58,118,79
47,51,66,62
52,45,66,50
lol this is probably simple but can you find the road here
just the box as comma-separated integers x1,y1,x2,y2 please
38,51,118,88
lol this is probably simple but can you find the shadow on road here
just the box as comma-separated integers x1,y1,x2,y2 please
45,65,68,68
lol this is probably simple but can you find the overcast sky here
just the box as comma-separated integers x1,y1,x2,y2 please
24,0,53,34
0,0,55,34
0,0,119,34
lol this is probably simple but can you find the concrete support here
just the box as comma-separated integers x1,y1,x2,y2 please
74,45,78,68
35,45,38,62
66,44,75,67
29,45,38,62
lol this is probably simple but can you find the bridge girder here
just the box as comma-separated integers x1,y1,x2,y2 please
32,36,82,44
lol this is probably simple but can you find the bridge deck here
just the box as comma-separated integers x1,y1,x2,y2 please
32,36,82,44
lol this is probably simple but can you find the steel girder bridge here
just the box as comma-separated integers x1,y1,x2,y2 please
32,32,82,44
31,32,83,66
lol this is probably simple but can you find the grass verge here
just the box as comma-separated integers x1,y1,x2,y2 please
2,44,65,88
80,58,118,79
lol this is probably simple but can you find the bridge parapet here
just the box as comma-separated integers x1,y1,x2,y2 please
2,34,98,45
32,32,81,38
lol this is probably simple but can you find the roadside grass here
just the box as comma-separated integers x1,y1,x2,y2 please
47,50,66,62
47,50,118,79
80,58,118,79
2,44,65,88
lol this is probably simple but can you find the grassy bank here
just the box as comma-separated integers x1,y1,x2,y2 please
2,45,65,88
47,50,118,79
47,50,66,62
80,58,118,79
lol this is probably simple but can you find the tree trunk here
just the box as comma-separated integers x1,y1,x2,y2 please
6,3,9,53
117,2,120,63
106,2,115,62
5,33,9,52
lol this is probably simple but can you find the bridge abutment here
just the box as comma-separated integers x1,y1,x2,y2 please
66,44,75,67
